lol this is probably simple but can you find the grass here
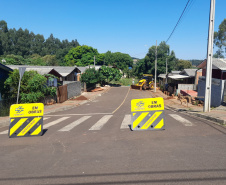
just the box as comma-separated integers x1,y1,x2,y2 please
110,78,139,86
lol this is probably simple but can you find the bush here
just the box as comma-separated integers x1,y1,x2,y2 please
4,70,57,103
81,67,99,88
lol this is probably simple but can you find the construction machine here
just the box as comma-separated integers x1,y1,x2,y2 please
131,74,154,90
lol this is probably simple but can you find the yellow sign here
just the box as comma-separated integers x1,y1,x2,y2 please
131,97,164,112
9,103,44,138
131,98,165,131
10,103,44,118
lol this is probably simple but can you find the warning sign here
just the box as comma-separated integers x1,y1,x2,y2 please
9,103,44,138
131,98,165,131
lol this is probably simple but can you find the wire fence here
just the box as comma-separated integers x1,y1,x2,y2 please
0,97,17,117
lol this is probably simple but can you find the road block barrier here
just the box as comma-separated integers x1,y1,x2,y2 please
131,97,165,131
9,103,44,138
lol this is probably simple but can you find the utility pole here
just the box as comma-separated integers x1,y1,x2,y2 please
204,0,215,112
94,56,96,67
166,58,168,84
154,40,157,92
17,67,26,104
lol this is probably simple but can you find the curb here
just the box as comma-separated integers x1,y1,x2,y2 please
165,105,226,126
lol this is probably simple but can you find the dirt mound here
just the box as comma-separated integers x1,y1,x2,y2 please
89,87,103,92
74,95,88,100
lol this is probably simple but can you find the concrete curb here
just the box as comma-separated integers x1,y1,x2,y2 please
165,105,226,126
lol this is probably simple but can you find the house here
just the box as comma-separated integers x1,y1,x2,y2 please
197,58,226,80
159,69,201,96
197,58,226,107
7,65,63,87
6,65,82,82
158,74,166,87
0,63,13,99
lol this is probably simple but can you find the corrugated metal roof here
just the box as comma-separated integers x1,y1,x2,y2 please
6,65,79,76
7,65,62,77
158,74,166,78
171,71,181,74
77,66,89,73
168,75,190,79
197,58,226,70
212,58,226,70
180,69,197,77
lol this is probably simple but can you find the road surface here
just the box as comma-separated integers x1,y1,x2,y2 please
0,86,226,185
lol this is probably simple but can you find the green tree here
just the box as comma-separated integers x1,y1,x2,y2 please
64,45,99,66
136,41,176,76
98,66,122,84
175,60,192,71
0,20,80,62
4,70,56,103
81,67,99,88
214,19,226,58
42,55,58,66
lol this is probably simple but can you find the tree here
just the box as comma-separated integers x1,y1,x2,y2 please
0,20,80,62
98,66,122,84
4,70,56,103
214,19,226,58
175,60,192,71
64,45,99,66
136,41,176,76
81,67,99,88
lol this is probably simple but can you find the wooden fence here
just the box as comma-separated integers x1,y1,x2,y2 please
57,84,68,103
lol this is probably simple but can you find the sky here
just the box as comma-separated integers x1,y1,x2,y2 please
0,0,225,60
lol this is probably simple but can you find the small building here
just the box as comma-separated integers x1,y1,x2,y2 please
7,65,63,87
6,65,82,82
52,66,81,81
161,69,200,96
197,58,226,107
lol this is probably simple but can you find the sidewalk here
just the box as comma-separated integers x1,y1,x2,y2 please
0,86,111,128
150,89,226,126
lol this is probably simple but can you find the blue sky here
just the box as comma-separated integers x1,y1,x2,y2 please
1,0,225,60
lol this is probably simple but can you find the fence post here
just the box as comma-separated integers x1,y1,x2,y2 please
84,83,87,92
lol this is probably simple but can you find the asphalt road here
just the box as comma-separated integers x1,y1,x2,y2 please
0,86,226,185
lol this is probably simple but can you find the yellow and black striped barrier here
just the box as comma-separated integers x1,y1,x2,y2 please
131,97,165,131
9,103,44,138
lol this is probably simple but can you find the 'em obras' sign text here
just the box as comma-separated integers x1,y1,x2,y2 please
9,103,44,138
131,98,165,131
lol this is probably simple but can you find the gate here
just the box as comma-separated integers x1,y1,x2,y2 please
57,85,68,103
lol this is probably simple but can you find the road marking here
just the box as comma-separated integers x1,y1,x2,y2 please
43,117,70,129
169,114,194,126
89,115,113,130
120,114,131,129
45,113,111,117
0,130,8,135
43,117,50,120
112,87,130,114
58,116,91,132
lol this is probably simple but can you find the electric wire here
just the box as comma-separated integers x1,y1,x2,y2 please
166,0,193,43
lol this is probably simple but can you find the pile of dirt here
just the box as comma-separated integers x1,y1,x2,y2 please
74,95,88,100
164,97,175,100
89,88,103,92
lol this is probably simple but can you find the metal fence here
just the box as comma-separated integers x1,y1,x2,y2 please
0,97,17,117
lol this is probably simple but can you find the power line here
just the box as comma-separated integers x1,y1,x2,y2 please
166,0,192,43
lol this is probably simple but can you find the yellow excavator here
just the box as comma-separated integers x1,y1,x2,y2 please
131,74,154,90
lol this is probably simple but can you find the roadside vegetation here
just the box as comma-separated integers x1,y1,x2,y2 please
0,18,225,113
3,70,57,103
